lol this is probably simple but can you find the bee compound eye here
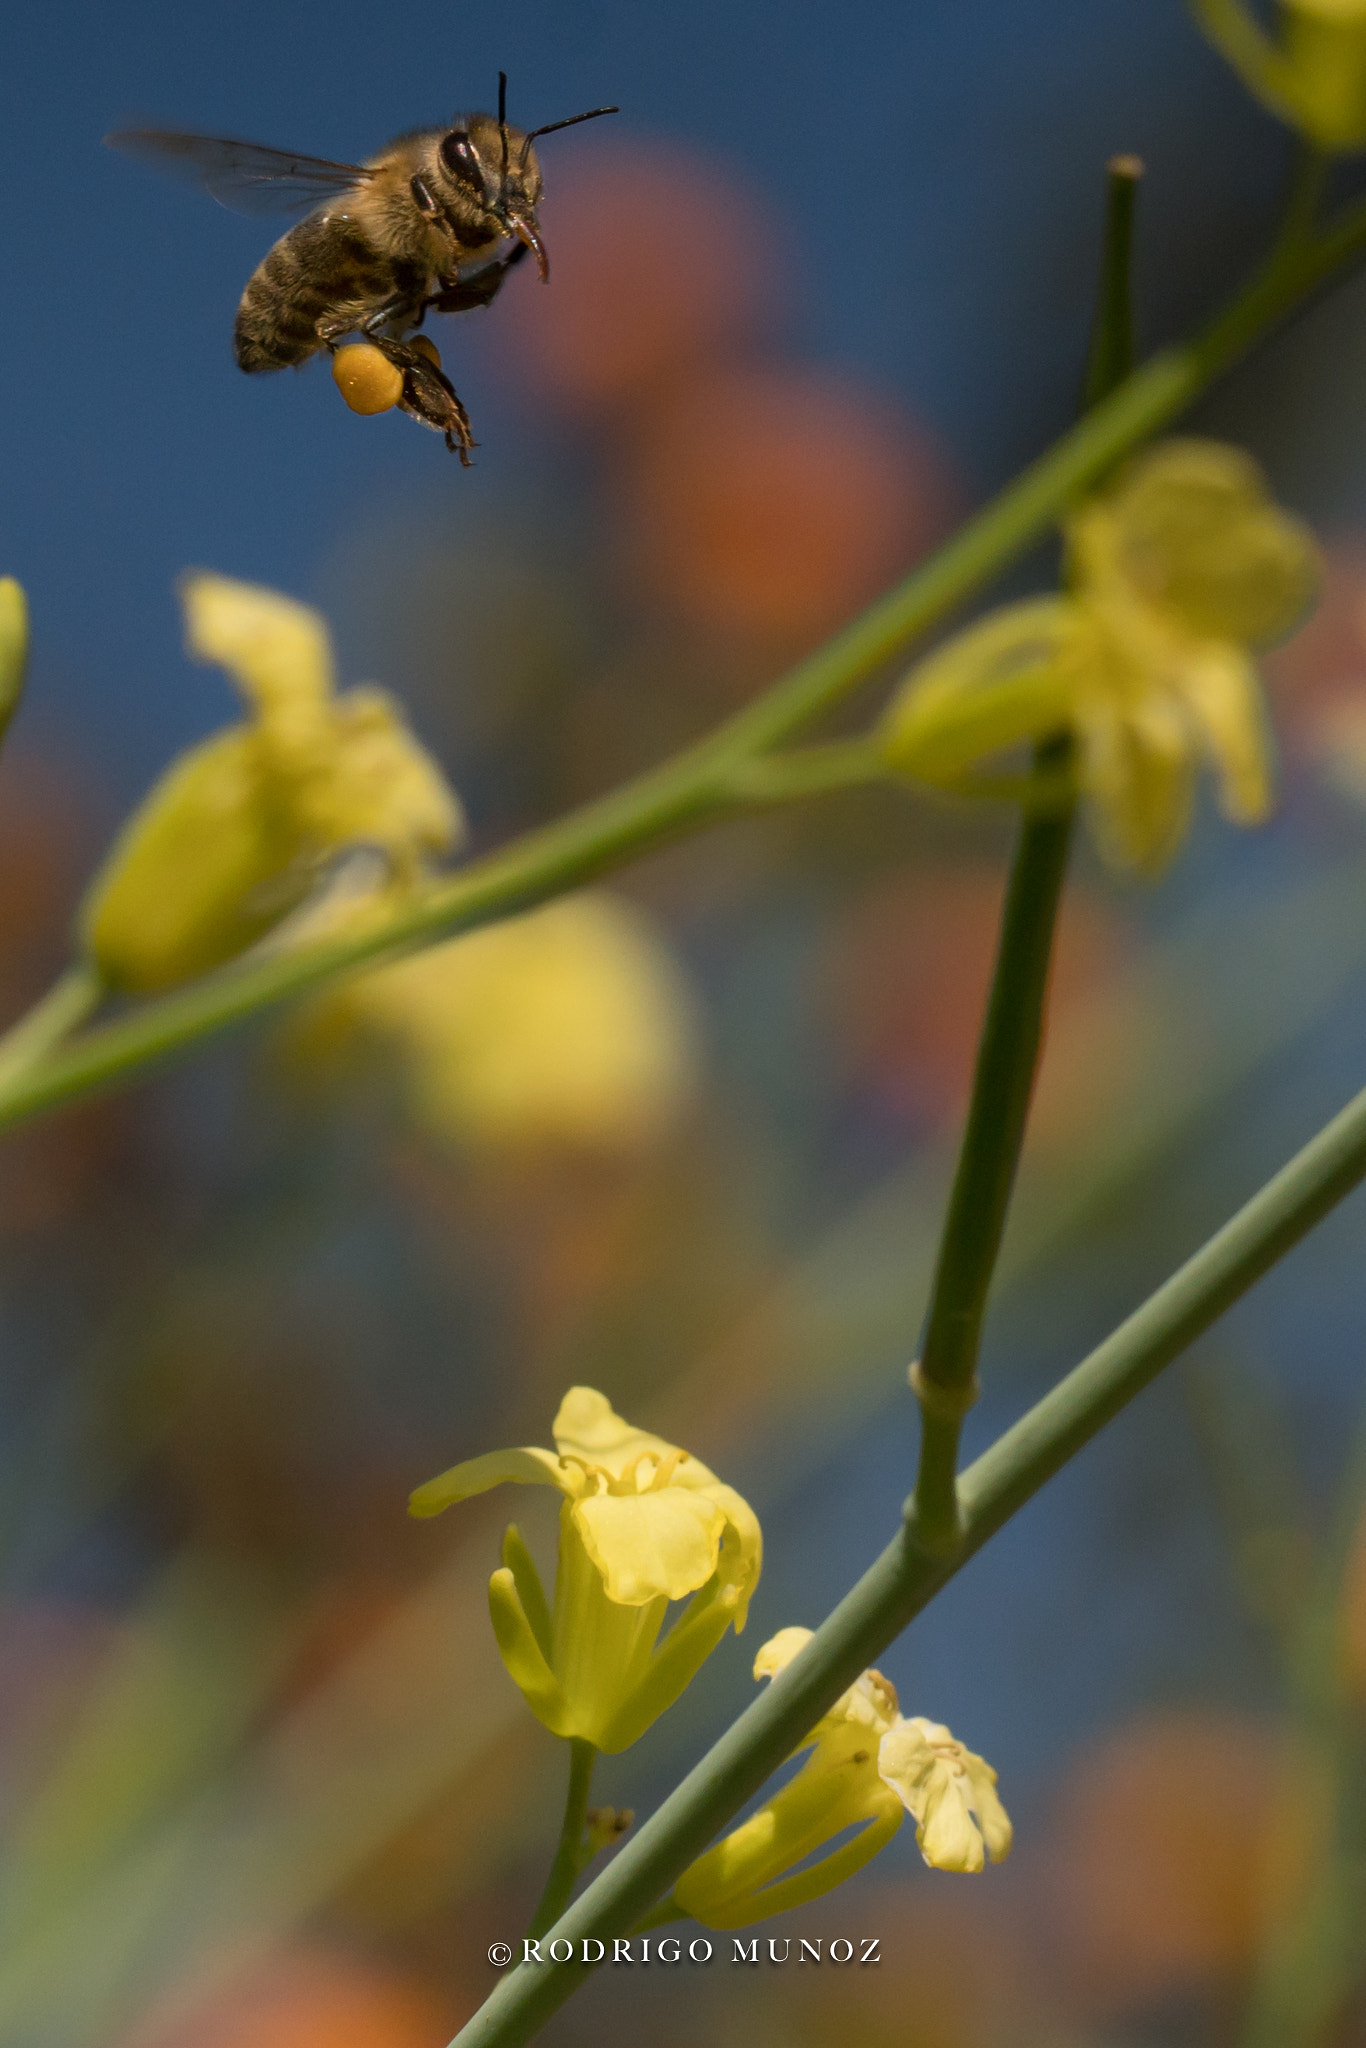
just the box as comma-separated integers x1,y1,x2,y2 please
439,129,483,186
331,343,403,416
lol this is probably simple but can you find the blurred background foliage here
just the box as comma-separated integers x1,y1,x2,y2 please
7,0,1366,2043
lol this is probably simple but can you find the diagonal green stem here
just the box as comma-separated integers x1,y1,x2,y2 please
1,185,1366,1136
448,1064,1366,2048
0,963,103,1093
912,153,1140,1544
526,1740,596,1942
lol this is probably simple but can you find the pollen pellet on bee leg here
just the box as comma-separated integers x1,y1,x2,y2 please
409,335,442,370
331,343,403,415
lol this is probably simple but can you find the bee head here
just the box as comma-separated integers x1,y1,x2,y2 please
435,76,618,283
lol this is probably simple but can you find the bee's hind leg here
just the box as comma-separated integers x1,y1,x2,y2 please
368,332,477,465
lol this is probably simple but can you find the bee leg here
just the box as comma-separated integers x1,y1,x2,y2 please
409,171,465,261
369,334,477,465
422,240,529,318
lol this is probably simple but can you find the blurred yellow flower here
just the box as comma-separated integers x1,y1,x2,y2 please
0,577,28,729
80,573,462,992
881,440,1318,872
1192,0,1366,152
299,890,698,1151
672,1625,1010,1928
410,1386,761,1752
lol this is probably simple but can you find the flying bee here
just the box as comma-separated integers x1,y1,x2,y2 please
106,76,617,463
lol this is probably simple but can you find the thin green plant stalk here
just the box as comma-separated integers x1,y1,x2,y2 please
911,153,1140,1544
3,177,1366,1133
450,1063,1366,2048
0,963,103,1095
526,1741,596,1942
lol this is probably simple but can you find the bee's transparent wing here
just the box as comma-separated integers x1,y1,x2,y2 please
104,130,377,216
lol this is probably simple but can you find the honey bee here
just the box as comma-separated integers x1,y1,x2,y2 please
106,76,616,463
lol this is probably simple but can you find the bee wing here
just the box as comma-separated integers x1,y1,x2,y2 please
104,129,377,216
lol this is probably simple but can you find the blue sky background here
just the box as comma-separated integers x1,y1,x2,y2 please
1,0,1333,793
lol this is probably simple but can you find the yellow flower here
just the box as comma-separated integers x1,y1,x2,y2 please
292,890,699,1152
672,1627,1010,1928
80,573,462,992
410,1387,761,1752
0,578,28,733
1192,0,1366,152
878,1717,1014,1874
881,440,1318,873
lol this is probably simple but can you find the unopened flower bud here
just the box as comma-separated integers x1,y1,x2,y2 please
332,343,404,415
81,729,308,990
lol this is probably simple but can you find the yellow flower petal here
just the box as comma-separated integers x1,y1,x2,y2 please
696,1481,763,1627
1099,440,1319,648
754,1627,813,1681
1179,643,1274,825
408,1445,571,1518
340,896,696,1152
552,1386,684,1480
753,1627,898,1743
917,1770,986,1873
180,570,333,749
877,1717,1012,1873
1080,691,1196,875
963,1751,1014,1863
572,1486,728,1605
298,686,463,866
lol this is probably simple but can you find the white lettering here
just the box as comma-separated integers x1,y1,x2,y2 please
581,1939,605,1963
768,1939,790,1962
689,1938,713,1961
860,1938,881,1963
657,1937,681,1962
548,1938,573,1962
613,1940,632,1963
800,1940,822,1963
733,1938,759,1964
830,1938,854,1963
522,1940,542,1963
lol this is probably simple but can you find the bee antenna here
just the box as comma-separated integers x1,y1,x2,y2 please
498,70,510,192
518,103,619,168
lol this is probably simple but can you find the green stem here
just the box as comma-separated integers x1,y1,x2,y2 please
912,154,1139,1544
1083,153,1143,409
724,738,887,806
911,743,1075,1543
2,186,1366,1134
447,1064,1366,2048
526,1740,596,1942
0,963,103,1093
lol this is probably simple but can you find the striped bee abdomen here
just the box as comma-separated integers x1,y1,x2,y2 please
234,214,400,372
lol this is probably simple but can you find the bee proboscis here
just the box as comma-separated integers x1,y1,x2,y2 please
106,75,617,463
